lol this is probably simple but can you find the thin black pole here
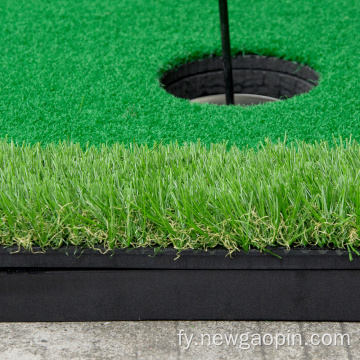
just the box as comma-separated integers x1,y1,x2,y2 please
218,0,234,105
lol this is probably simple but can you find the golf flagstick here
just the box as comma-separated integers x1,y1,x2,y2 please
218,0,234,105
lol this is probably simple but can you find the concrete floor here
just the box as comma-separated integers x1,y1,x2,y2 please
0,321,358,359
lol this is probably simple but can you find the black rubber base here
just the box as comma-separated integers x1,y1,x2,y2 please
160,54,319,102
0,246,359,322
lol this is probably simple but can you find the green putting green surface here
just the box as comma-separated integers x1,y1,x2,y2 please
0,0,359,150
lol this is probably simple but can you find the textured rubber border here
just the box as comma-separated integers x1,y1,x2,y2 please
160,54,319,100
0,247,359,322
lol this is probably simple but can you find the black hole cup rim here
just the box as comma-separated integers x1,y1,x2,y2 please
160,54,320,107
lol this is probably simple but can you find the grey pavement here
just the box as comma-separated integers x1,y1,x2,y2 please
0,321,358,360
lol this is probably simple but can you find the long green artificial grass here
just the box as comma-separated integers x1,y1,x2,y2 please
0,0,359,150
1,137,360,253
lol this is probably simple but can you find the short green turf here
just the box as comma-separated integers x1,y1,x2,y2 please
0,0,359,150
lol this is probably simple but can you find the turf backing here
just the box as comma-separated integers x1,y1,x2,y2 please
0,0,359,150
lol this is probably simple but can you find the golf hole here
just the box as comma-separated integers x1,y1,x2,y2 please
160,54,319,106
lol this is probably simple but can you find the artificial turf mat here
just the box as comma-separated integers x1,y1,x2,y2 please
0,0,359,150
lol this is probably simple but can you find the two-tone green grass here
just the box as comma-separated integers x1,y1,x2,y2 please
1,136,360,255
